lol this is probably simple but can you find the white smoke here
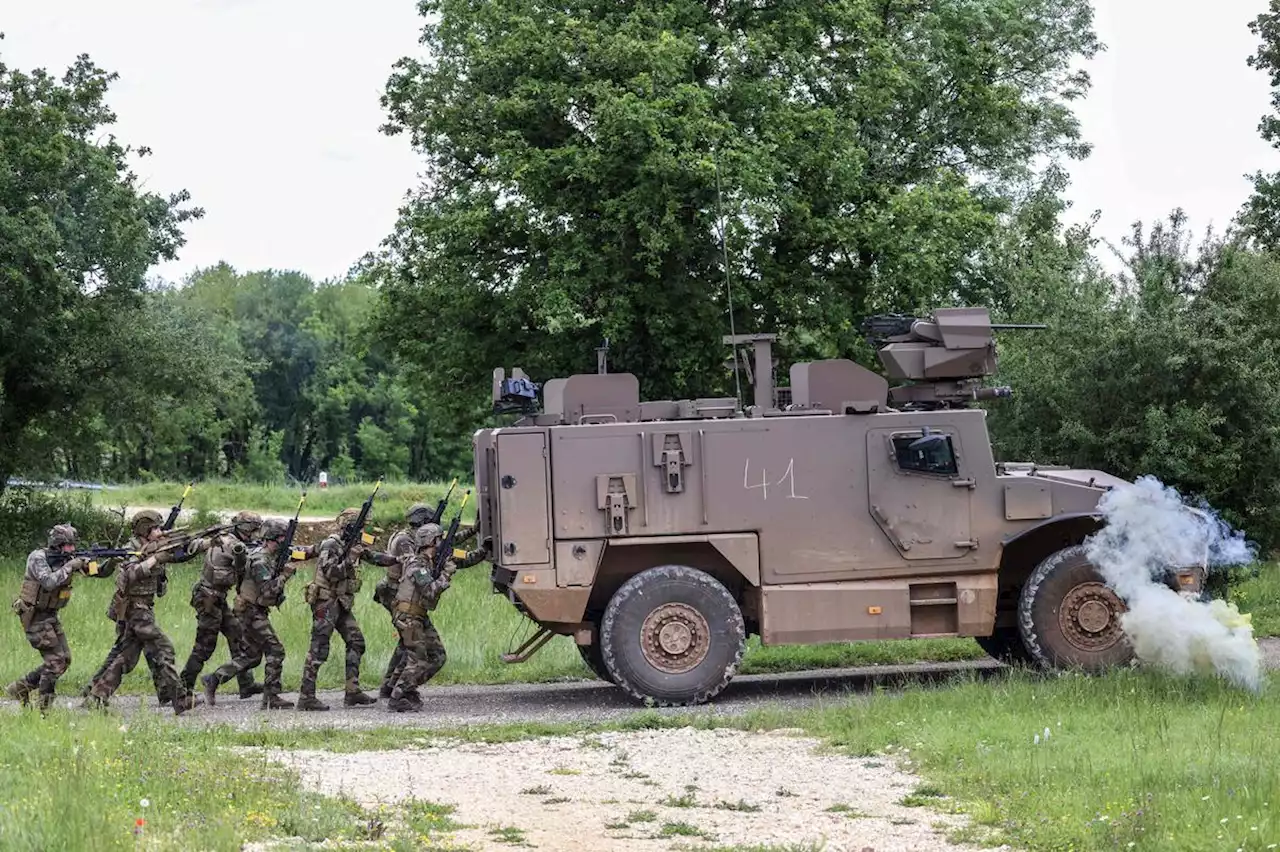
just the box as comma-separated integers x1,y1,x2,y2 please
1083,475,1262,692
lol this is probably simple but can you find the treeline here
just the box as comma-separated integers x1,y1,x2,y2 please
8,3,1280,553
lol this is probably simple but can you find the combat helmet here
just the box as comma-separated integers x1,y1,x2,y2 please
47,524,77,549
231,510,263,538
413,523,443,550
260,518,288,542
406,502,434,527
131,509,163,536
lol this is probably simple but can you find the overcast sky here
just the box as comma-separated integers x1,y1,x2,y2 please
4,0,1279,284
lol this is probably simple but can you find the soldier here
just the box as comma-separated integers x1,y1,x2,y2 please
5,524,93,711
200,518,301,710
83,510,177,705
177,510,265,700
296,507,398,711
385,522,483,712
377,501,480,697
83,515,200,714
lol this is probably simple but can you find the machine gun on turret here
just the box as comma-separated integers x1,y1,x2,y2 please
862,307,1044,411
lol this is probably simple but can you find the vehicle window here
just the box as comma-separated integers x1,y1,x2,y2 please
892,433,958,476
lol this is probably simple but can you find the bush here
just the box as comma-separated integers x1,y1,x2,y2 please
0,488,121,557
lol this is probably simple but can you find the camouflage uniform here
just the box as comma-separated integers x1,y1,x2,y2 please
201,518,306,710
385,523,470,712
178,511,264,699
297,508,398,711
5,525,89,711
377,502,479,697
83,514,175,704
85,515,197,715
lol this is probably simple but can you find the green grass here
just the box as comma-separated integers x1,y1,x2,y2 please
83,479,467,524
0,710,384,851
1229,561,1280,637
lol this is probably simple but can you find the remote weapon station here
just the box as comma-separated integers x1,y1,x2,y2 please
474,307,1209,706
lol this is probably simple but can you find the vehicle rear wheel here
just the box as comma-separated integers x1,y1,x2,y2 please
577,637,614,684
600,564,745,707
1017,544,1134,672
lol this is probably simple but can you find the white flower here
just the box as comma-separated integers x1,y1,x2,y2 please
1043,727,1051,740
140,799,150,809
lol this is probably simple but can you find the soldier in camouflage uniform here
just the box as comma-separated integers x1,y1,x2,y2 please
385,522,484,712
296,507,398,711
5,525,95,711
377,502,481,697
178,510,264,700
84,517,200,715
201,518,304,710
83,510,177,704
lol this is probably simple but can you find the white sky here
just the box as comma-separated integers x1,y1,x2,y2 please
3,0,1278,284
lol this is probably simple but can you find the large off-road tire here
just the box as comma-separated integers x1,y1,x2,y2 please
577,636,615,684
1017,544,1135,672
599,564,745,707
975,626,1034,666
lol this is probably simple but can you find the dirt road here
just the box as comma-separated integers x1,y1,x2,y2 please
18,638,1277,730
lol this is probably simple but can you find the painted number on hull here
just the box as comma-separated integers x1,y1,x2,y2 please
743,458,809,500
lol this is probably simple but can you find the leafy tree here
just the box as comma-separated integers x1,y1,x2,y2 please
372,0,1101,420
0,38,202,495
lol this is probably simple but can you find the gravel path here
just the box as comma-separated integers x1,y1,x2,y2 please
254,727,1005,852
23,658,1008,730
11,638,1275,730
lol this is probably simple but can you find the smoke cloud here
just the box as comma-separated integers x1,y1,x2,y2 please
1083,475,1262,692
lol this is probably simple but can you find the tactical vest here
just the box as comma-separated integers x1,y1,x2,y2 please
117,545,165,600
236,547,282,609
18,549,74,611
199,534,246,592
310,535,362,599
386,529,414,583
392,556,436,617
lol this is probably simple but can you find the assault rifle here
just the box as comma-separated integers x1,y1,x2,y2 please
145,523,234,562
163,482,194,531
271,492,309,608
50,547,137,576
434,478,458,524
432,490,473,579
339,478,382,560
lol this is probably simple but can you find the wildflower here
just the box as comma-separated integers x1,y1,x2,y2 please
140,798,150,809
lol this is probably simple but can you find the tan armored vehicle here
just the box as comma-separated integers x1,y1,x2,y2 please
473,307,1208,706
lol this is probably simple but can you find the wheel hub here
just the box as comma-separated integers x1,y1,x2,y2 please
1059,582,1126,652
641,603,709,674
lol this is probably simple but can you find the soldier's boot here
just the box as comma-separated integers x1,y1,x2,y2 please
155,684,173,707
387,694,419,713
82,693,109,711
238,682,264,700
36,690,55,714
379,681,394,699
201,674,220,707
343,678,376,707
173,691,202,716
296,694,330,712
262,693,294,710
5,680,32,707
79,680,94,698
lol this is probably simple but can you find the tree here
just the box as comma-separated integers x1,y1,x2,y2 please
1237,1,1280,247
372,0,1101,420
0,37,202,495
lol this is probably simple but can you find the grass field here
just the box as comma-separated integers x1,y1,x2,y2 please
2,666,1273,851
85,479,465,524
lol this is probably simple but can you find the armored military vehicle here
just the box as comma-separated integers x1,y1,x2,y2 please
473,307,1208,706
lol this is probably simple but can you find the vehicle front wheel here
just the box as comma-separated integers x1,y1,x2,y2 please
599,564,745,707
1017,544,1135,672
